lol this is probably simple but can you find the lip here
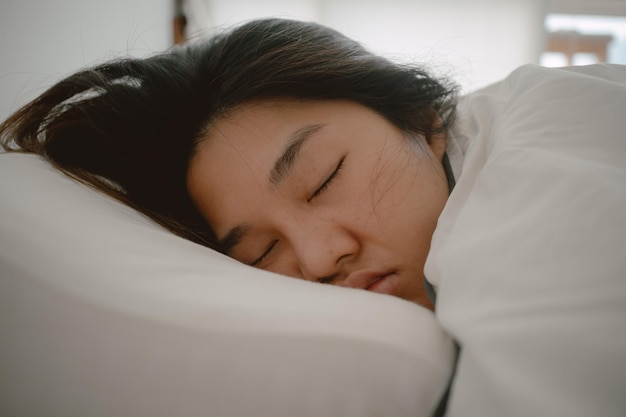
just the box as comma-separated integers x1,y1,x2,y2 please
365,273,399,296
342,269,399,296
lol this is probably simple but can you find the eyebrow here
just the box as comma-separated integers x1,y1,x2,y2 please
218,224,250,255
269,123,326,187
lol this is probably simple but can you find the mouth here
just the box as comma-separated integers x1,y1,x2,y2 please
365,272,399,296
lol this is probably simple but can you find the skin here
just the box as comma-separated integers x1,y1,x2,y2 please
187,99,449,310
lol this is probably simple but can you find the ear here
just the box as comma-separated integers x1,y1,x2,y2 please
427,115,447,161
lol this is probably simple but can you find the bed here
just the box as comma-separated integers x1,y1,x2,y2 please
1,63,625,416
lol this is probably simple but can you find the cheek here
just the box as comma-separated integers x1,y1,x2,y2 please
363,155,445,235
338,161,407,234
368,156,419,211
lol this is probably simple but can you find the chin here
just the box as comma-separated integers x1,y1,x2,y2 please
401,278,435,311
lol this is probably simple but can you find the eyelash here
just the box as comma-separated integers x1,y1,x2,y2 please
308,157,345,202
251,240,278,267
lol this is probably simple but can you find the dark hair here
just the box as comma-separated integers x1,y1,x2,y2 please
0,18,457,250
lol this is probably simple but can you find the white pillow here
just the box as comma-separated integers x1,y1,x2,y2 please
425,64,626,416
0,153,455,417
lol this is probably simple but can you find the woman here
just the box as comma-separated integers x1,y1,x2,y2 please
3,17,626,416
0,18,458,310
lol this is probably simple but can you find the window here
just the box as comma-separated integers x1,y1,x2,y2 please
541,14,626,67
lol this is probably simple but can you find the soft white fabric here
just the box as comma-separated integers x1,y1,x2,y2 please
426,64,626,416
0,153,455,417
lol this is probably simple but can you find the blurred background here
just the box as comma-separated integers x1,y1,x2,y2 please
1,0,625,122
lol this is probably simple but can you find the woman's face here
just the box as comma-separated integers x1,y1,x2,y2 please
187,99,448,309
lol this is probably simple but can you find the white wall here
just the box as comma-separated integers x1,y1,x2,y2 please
323,0,547,92
188,0,548,93
1,0,548,122
0,0,171,122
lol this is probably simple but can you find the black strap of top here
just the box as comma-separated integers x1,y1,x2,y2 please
442,152,456,194
424,152,456,306
427,152,459,417
431,341,460,417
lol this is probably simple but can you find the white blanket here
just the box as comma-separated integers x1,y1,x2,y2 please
426,64,626,416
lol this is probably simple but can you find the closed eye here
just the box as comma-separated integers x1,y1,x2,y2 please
250,240,278,267
308,157,345,202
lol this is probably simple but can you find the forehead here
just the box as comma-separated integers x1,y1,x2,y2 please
207,99,355,147
190,98,379,179
205,100,314,159
190,99,331,187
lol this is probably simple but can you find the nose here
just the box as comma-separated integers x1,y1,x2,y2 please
287,218,359,283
